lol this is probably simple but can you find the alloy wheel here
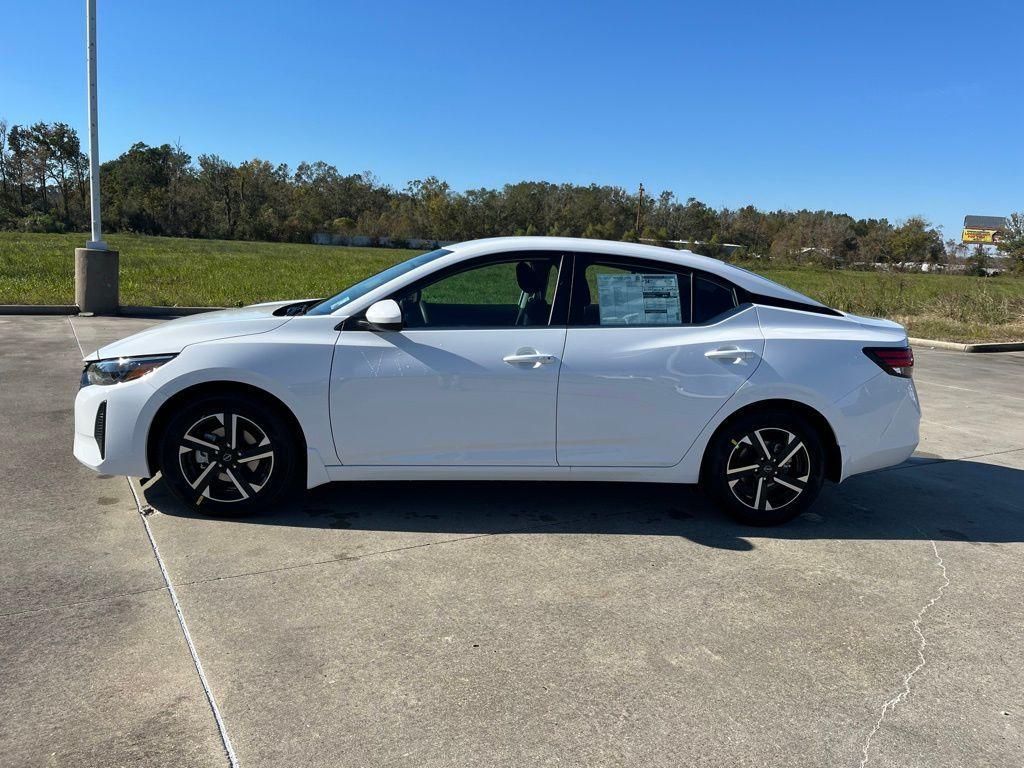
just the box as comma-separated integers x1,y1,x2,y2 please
725,427,811,512
177,412,275,504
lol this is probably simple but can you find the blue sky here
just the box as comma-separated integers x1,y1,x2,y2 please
2,0,1021,238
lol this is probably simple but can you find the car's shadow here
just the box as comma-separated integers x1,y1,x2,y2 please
143,456,1024,551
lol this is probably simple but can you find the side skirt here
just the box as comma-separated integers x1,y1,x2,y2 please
322,464,696,484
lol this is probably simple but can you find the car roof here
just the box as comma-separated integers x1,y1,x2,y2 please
445,237,827,308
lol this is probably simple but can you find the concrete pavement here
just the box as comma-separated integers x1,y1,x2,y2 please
0,316,225,767
1,315,1022,767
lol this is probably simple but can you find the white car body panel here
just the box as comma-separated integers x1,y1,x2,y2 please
86,300,304,360
556,306,764,466
330,327,566,465
75,314,343,486
73,237,919,496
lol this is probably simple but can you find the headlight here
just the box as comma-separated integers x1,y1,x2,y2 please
81,354,176,387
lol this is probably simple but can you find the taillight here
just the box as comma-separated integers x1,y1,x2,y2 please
864,346,914,378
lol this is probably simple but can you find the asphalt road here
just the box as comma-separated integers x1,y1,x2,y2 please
1,315,1022,768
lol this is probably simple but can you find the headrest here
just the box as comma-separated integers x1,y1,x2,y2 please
516,261,547,295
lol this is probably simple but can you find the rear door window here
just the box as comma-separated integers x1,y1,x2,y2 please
571,256,692,327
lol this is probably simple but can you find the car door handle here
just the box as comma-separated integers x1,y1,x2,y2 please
503,352,557,366
705,347,756,361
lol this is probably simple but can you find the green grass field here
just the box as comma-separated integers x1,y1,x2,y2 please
0,232,410,309
2,232,1023,342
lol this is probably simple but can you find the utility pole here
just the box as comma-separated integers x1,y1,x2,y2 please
635,182,645,234
75,0,119,315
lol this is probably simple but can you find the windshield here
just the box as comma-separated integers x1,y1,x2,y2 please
306,248,453,315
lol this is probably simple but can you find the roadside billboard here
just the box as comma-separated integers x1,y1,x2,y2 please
961,215,1007,245
962,228,1002,243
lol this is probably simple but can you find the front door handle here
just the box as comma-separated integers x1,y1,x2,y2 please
705,347,756,362
503,351,557,367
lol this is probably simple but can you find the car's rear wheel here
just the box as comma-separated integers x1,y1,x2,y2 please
158,394,297,515
703,409,825,526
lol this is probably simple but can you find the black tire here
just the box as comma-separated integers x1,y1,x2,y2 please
703,409,825,526
158,393,298,516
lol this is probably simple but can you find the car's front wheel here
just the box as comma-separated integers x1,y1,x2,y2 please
158,394,297,515
703,409,825,526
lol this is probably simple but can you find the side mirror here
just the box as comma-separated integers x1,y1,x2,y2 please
364,299,403,331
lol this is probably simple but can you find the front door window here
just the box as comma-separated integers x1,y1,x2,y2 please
397,255,561,329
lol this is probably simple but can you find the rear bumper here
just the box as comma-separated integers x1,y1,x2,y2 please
835,373,920,480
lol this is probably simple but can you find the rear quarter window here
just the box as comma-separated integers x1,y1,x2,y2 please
692,276,738,324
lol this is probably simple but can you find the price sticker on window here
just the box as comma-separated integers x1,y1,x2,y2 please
597,273,681,325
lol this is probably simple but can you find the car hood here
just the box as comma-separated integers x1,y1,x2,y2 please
85,299,313,360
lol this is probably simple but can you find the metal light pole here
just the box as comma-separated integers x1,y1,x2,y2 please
86,0,106,250
76,0,119,314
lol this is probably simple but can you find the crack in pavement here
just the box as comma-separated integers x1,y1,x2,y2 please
857,534,950,767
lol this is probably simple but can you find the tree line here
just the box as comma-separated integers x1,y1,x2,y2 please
3,120,1020,269
0,120,91,228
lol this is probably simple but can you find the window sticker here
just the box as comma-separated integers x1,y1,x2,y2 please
597,273,681,325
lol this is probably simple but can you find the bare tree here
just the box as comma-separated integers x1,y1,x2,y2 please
7,124,27,205
43,123,81,221
73,149,89,218
944,238,966,267
0,119,8,197
27,123,52,213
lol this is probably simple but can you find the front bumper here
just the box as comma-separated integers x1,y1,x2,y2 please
74,379,154,477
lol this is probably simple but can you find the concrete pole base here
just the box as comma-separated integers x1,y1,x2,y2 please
75,248,119,315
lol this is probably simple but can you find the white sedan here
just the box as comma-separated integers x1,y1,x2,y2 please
74,237,919,525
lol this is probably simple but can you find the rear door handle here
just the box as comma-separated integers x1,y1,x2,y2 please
705,347,755,362
503,352,557,366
